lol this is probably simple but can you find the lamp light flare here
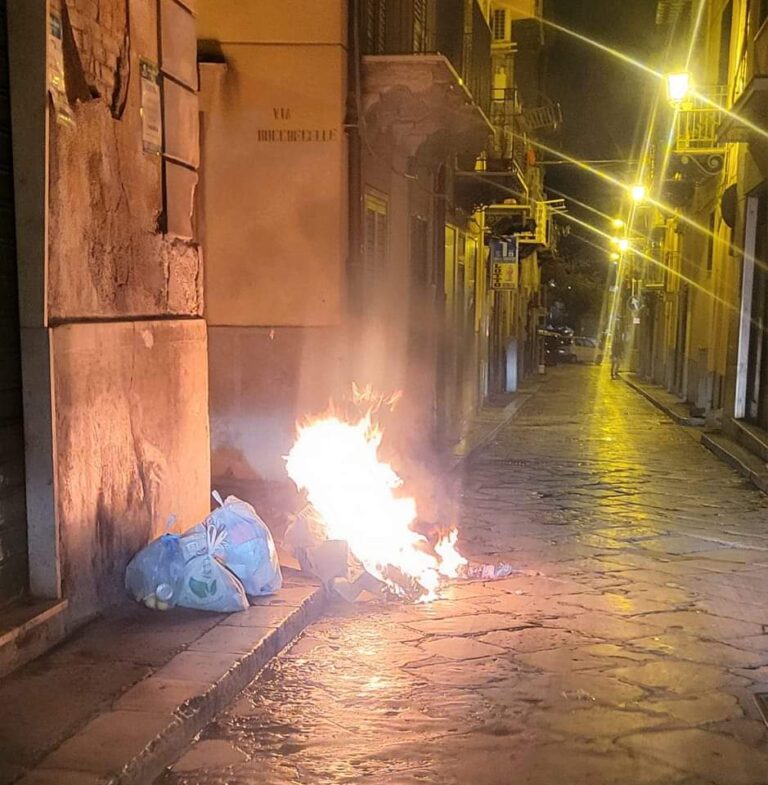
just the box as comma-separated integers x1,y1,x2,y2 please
631,184,647,203
667,72,691,103
618,238,630,252
612,218,625,229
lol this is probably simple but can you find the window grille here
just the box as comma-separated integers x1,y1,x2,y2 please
491,9,506,41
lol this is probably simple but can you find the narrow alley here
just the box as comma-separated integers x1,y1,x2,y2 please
158,366,768,785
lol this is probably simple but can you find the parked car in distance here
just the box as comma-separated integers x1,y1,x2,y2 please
540,328,576,365
572,336,603,364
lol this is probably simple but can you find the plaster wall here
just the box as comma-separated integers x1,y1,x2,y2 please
209,326,346,486
198,3,348,327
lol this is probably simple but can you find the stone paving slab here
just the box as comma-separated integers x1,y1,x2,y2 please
0,573,325,785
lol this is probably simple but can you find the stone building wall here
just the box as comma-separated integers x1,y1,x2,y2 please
41,0,209,616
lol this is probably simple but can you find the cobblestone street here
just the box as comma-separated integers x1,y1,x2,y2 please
160,365,768,784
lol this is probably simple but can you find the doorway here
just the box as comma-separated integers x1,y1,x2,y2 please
0,0,28,606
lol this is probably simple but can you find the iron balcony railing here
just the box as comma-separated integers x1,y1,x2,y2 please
673,86,726,155
362,0,492,116
490,86,520,127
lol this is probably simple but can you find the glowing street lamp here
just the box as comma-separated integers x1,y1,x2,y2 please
609,252,620,262
666,72,691,104
631,184,647,203
612,218,625,229
618,238,630,252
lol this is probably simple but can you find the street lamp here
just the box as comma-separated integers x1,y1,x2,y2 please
666,72,691,104
631,184,647,203
612,218,625,229
618,238,630,252
609,252,620,262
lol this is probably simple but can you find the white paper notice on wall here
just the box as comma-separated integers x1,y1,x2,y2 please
47,11,74,127
140,59,162,155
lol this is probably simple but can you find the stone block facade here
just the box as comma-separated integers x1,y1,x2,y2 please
8,0,210,625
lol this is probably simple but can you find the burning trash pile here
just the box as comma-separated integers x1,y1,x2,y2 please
124,385,515,612
283,389,513,603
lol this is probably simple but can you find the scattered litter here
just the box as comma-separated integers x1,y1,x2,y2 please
125,491,281,613
460,562,517,581
284,506,389,601
285,504,521,602
330,571,387,602
561,689,596,702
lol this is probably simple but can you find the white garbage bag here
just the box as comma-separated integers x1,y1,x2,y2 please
207,491,283,597
177,521,249,612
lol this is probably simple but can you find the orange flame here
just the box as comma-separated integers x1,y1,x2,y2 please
285,396,466,601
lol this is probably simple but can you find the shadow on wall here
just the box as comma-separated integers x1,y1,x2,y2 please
208,310,452,530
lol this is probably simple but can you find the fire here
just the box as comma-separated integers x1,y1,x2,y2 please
285,399,466,601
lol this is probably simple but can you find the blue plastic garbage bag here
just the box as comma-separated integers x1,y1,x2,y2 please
125,533,185,610
207,492,283,597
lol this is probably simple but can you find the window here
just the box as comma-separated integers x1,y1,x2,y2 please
413,0,428,53
364,191,388,286
365,0,387,54
706,211,716,272
491,9,506,41
410,215,429,286
718,0,733,87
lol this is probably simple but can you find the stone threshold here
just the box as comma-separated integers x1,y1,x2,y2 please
620,373,706,428
3,575,325,785
0,599,70,679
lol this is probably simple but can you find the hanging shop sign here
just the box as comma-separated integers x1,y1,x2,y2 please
491,261,519,290
140,59,162,155
490,237,519,263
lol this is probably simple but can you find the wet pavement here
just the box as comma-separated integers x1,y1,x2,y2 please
158,366,768,784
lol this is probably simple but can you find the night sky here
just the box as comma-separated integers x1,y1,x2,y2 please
543,0,664,238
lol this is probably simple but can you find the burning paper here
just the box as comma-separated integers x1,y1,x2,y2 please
285,393,467,601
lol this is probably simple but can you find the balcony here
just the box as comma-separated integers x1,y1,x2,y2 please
672,86,725,157
484,199,565,253
361,0,492,156
718,16,768,144
518,101,562,134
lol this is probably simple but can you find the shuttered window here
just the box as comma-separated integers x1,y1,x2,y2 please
364,191,388,287
413,0,428,52
365,0,388,54
491,9,506,41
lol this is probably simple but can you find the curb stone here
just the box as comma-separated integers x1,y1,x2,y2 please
19,586,327,785
620,373,705,428
448,385,540,475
